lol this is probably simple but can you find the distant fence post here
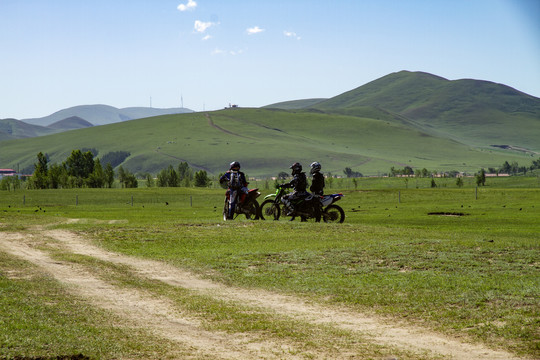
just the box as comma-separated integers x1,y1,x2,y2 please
131,195,134,206
190,196,193,207
76,195,78,206
398,191,401,204
475,187,478,200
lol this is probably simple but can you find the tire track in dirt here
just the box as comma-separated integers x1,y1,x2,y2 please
0,231,307,360
1,228,527,360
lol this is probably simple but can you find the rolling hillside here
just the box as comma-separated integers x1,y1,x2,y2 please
0,119,56,140
263,98,327,110
2,71,538,177
47,116,94,131
0,116,93,141
312,71,540,152
0,108,533,178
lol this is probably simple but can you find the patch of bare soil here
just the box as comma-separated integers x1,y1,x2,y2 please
0,228,527,360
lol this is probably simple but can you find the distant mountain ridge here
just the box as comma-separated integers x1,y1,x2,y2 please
22,104,194,126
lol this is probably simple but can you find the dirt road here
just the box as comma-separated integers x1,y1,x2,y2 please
0,227,526,360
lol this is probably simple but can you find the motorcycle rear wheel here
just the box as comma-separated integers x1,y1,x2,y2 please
223,200,234,220
259,199,281,220
323,204,345,223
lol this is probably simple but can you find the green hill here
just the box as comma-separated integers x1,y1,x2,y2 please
0,119,55,140
1,71,538,178
263,98,327,110
48,116,94,131
313,71,540,152
0,108,532,178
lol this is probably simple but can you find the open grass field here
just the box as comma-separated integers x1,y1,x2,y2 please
0,179,538,359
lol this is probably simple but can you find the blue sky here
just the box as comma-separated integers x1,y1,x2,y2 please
1,0,539,119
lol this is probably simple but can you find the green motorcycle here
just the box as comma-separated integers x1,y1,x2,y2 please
258,185,321,222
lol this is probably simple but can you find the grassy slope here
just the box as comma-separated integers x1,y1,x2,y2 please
313,71,540,151
262,98,327,110
1,108,531,177
0,119,56,140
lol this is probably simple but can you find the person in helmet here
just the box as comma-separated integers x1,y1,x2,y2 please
219,161,249,202
309,162,325,196
280,162,309,216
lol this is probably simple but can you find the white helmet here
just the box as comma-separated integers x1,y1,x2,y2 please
310,162,321,174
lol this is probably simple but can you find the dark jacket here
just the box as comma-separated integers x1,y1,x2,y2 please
219,170,247,189
282,172,308,193
310,171,325,195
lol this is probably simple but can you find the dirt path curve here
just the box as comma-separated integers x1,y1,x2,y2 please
0,228,526,360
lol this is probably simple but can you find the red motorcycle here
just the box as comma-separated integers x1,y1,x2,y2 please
223,188,261,220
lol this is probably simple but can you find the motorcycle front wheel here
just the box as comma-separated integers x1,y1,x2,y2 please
323,204,345,223
259,200,281,220
223,199,234,220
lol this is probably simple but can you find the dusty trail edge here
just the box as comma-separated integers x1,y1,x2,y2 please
0,227,526,360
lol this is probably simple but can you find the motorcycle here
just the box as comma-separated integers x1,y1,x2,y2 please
259,185,321,222
320,193,346,223
259,186,345,223
223,187,261,220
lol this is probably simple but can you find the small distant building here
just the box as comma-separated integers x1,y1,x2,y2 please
0,169,17,179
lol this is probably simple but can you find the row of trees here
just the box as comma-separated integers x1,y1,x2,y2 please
26,151,212,189
489,159,540,175
388,157,540,179
389,166,461,178
15,151,540,191
29,150,117,189
151,162,210,188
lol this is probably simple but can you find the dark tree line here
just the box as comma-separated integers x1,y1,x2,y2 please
29,150,117,189
155,162,210,187
490,159,540,175
27,151,211,189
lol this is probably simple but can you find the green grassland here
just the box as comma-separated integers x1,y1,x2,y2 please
0,179,538,358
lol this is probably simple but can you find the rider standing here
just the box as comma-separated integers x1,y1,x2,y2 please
281,162,308,215
309,161,325,196
219,161,249,202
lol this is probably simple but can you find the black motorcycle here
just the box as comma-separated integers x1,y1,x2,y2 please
259,185,321,222
320,193,346,223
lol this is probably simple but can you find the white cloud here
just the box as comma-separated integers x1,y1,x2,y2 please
194,20,215,33
284,31,301,40
177,0,197,12
202,34,212,41
211,48,245,56
246,26,264,35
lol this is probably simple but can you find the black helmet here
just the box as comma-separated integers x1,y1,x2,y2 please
290,162,302,175
230,161,240,170
310,162,321,175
